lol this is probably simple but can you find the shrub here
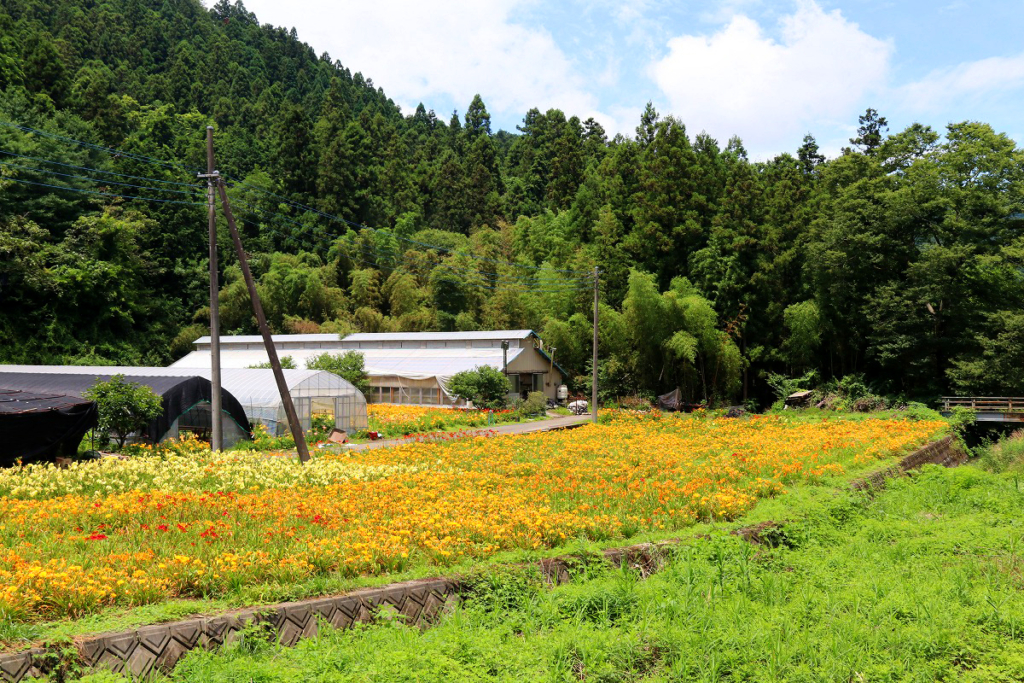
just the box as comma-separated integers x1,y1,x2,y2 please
305,351,371,395
247,355,297,369
901,402,943,421
852,394,888,412
613,395,653,412
518,392,548,418
448,366,511,410
83,375,164,450
975,429,1024,473
765,370,817,409
948,406,976,437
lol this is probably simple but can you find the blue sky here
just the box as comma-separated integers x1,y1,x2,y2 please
236,0,1024,160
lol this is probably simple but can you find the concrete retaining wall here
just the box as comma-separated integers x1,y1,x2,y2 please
851,434,967,490
0,543,675,682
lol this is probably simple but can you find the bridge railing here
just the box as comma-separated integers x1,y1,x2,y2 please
941,397,1024,412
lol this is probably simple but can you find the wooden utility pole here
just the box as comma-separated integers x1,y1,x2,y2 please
592,266,599,424
200,126,223,451
215,178,311,463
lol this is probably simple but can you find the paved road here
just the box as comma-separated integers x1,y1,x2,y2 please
344,413,594,451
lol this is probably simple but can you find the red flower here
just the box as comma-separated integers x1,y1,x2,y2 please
86,533,107,541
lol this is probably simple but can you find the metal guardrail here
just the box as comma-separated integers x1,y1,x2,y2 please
941,397,1024,412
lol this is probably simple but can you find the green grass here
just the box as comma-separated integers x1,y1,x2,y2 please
973,430,1024,474
0,599,233,650
67,459,1024,682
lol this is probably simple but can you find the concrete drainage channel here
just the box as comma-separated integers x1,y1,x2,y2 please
0,435,967,682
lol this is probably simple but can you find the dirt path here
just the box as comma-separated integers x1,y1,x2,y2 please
344,413,593,451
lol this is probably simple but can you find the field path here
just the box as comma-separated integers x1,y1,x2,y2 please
346,413,592,450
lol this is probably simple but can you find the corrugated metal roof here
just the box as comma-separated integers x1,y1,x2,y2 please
358,348,522,380
193,334,344,345
191,330,538,346
342,330,536,342
171,351,337,370
171,349,521,382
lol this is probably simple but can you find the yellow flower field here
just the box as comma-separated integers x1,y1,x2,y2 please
0,413,945,623
366,403,512,438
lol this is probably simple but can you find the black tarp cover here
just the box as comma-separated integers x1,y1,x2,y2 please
657,388,702,413
658,388,684,412
0,373,250,444
0,389,98,464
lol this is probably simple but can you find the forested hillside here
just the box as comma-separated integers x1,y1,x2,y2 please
1,0,1022,405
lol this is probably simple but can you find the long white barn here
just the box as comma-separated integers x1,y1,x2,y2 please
172,330,567,405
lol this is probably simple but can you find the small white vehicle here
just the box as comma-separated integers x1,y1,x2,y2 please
568,400,589,415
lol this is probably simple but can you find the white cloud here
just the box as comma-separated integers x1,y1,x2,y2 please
237,0,603,125
698,0,763,25
648,1,891,155
900,53,1024,113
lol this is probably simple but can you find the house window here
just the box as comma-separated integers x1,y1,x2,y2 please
509,374,520,394
533,373,544,392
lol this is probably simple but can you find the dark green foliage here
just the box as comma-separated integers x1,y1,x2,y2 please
246,355,296,370
305,350,371,396
447,366,511,409
83,374,163,449
0,0,1021,411
517,391,548,417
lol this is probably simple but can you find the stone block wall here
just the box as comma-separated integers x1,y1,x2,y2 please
851,435,967,490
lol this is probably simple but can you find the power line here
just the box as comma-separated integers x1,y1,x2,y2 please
231,206,594,287
0,174,207,206
0,118,592,275
0,156,594,293
222,174,592,274
0,159,204,197
344,249,590,293
0,149,200,188
225,195,592,288
431,259,594,285
0,120,201,174
336,238,592,291
0,156,593,292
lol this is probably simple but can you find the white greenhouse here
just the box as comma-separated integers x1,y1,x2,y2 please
0,366,367,438
215,368,368,436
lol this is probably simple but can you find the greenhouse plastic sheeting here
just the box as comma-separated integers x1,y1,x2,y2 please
0,371,250,444
0,389,98,464
0,366,368,437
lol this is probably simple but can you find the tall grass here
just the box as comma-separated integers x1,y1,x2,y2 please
974,428,1024,473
